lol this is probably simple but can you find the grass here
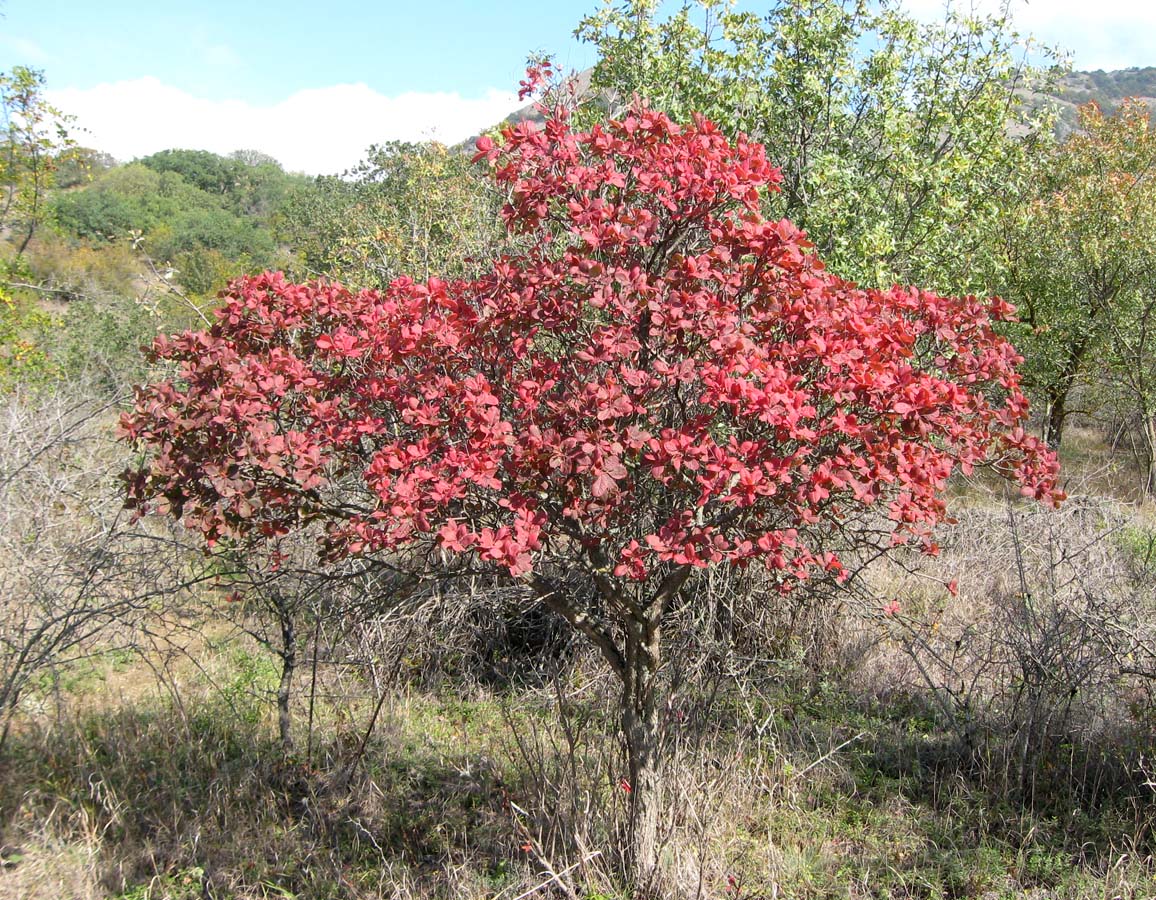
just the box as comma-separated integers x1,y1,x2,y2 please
2,631,1153,899
3,431,1156,898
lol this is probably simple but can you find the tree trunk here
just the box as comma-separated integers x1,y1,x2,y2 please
1043,389,1069,450
1042,333,1095,450
533,570,687,889
0,687,18,757
621,616,663,888
1144,414,1156,494
14,221,35,258
277,610,296,754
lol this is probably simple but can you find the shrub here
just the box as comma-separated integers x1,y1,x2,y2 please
121,84,1060,886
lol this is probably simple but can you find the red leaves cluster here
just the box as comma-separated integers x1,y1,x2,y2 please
121,98,1061,589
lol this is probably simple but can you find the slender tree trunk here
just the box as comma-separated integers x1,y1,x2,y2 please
0,689,18,757
1144,414,1156,494
277,609,296,754
533,570,688,889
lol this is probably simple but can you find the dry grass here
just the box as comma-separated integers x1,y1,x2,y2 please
3,602,1154,899
1,413,1155,898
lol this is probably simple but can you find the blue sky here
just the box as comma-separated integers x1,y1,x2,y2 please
2,1,1154,174
3,0,597,105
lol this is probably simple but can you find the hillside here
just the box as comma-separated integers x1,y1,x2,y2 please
474,66,1156,147
1049,67,1156,133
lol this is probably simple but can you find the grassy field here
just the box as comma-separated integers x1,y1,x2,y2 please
1,428,1155,899
2,630,1154,896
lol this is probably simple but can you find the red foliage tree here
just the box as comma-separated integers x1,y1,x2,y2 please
121,94,1061,877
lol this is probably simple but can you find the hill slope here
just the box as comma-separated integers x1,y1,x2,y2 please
1049,67,1156,133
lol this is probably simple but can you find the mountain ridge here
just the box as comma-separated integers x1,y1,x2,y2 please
1050,66,1156,133
467,66,1156,147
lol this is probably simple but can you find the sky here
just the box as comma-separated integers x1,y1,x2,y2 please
2,0,1155,175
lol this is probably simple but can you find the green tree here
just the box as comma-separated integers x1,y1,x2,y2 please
52,162,279,294
1,65,72,258
279,140,501,288
52,146,116,189
578,0,1059,291
0,284,53,389
227,150,307,220
139,148,241,197
995,100,1156,455
140,147,304,221
53,163,204,239
0,66,73,388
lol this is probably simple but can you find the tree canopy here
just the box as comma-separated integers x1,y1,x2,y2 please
578,0,1059,291
994,99,1156,454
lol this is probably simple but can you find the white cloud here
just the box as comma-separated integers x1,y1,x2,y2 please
45,78,521,175
899,0,1156,70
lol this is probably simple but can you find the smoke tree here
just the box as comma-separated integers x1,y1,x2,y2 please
121,86,1061,880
